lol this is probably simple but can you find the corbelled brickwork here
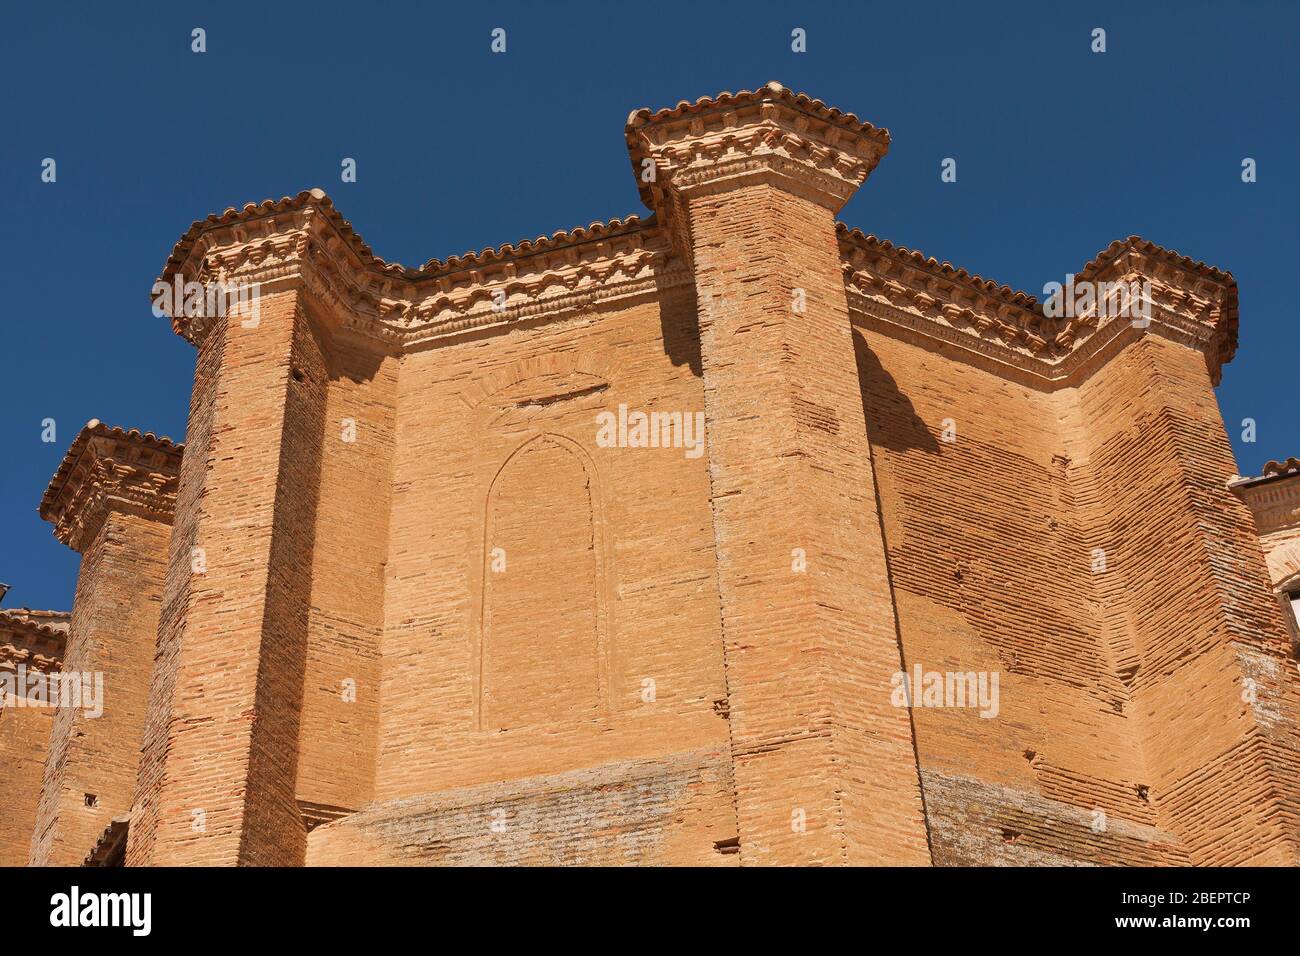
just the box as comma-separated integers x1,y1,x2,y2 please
5,82,1297,867
29,423,181,866
627,93,927,863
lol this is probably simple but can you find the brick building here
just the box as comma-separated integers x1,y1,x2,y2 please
3,83,1299,866
1232,460,1300,648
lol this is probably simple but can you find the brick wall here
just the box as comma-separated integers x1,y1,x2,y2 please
306,747,736,866
1071,336,1300,864
29,512,170,865
680,183,928,864
129,312,224,866
0,619,64,865
130,291,327,866
295,335,397,816
374,288,735,859
4,86,1284,868
856,326,1177,864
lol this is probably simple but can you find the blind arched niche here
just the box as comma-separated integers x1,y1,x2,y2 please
472,433,613,731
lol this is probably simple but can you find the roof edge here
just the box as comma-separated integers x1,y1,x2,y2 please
39,420,183,522
157,188,653,289
0,608,69,646
625,81,890,147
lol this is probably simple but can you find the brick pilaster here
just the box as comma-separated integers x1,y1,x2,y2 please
627,83,931,864
1076,333,1300,865
1058,241,1300,865
128,284,328,866
29,423,180,865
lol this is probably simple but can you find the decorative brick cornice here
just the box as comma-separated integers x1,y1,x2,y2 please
158,190,687,352
840,227,1051,370
1263,458,1300,478
624,83,888,262
625,82,889,217
39,421,183,553
840,228,1241,389
0,608,70,634
0,611,66,673
153,87,1238,388
1230,467,1300,538
1061,236,1238,376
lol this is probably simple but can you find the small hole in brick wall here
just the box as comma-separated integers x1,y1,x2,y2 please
291,368,306,383
713,836,740,855
1135,784,1150,803
1023,749,1037,762
1001,828,1021,844
84,793,98,808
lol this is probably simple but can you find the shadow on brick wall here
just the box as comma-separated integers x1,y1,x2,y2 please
658,284,702,377
854,328,939,455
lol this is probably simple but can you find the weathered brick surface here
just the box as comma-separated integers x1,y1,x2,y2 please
854,292,1300,866
679,185,929,864
923,769,1182,866
29,513,170,865
377,290,732,820
306,747,736,866
128,306,225,866
855,328,1157,864
130,291,327,866
1072,337,1300,864
0,617,63,865
296,336,396,816
5,83,1296,867
0,709,58,866
29,422,179,866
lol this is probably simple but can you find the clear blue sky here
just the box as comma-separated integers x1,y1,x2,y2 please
2,1,1296,611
